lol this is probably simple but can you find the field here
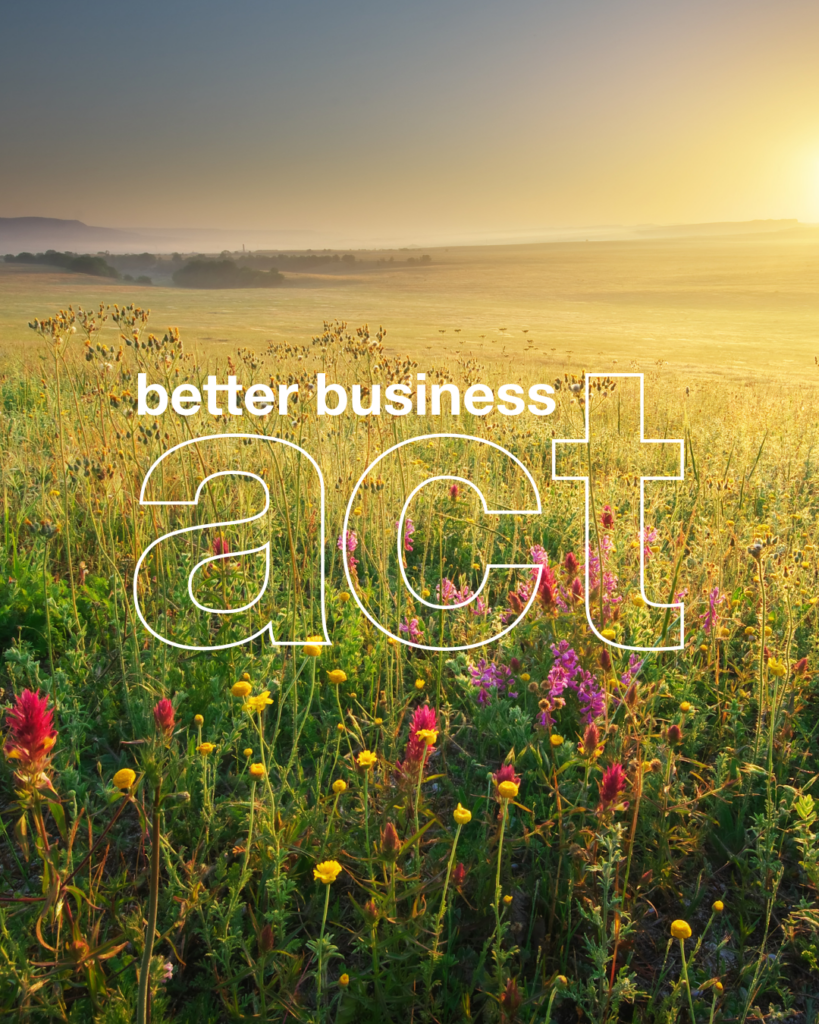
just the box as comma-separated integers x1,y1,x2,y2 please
2,230,819,1023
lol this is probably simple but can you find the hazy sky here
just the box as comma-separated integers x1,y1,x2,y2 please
2,0,819,244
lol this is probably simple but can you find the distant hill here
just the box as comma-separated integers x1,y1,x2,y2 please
0,217,139,253
636,219,800,239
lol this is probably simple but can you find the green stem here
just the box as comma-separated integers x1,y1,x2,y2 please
316,882,331,1014
363,772,373,882
679,938,697,1024
241,780,256,881
433,823,462,955
137,785,162,1024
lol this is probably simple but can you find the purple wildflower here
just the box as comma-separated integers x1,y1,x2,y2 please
537,641,605,725
338,529,359,572
437,577,474,605
401,518,415,552
469,659,515,704
399,617,424,642
702,586,723,635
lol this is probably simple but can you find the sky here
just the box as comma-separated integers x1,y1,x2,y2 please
2,0,819,246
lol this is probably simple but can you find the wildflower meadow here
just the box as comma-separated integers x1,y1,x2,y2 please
2,307,819,1024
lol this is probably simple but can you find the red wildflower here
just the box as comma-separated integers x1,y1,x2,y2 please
507,591,524,615
500,977,523,1020
598,763,628,809
493,763,521,788
395,705,438,783
452,862,467,887
570,577,584,603
564,551,578,577
449,483,459,500
537,565,557,608
213,535,230,557
667,723,683,745
580,721,600,757
794,657,809,677
381,822,401,861
153,698,175,738
3,689,57,781
601,505,615,529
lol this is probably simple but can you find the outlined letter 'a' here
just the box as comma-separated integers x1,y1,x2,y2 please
133,434,329,652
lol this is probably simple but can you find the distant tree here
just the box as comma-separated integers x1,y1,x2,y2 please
172,258,284,289
3,250,118,278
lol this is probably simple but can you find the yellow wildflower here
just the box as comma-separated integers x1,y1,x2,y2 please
503,894,513,905
333,779,347,794
249,763,266,778
313,859,343,884
304,635,323,656
550,734,564,748
520,673,531,682
113,768,136,790
670,920,692,940
193,714,204,726
453,803,472,825
327,669,347,684
357,750,377,768
497,780,519,800
339,973,350,987
197,742,215,755
415,678,425,690
712,900,724,913
768,657,786,677
231,680,252,698
601,628,617,641
415,728,438,745
339,592,351,603
374,717,383,725
243,748,253,757
243,690,274,714
679,701,692,713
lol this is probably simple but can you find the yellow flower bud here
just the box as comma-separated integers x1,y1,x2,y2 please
304,635,323,657
113,768,136,790
670,919,692,940
333,779,347,794
453,802,472,825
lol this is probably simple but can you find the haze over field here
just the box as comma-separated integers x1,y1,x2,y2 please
3,232,818,384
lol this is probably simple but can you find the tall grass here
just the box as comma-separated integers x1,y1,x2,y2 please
1,306,819,1022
